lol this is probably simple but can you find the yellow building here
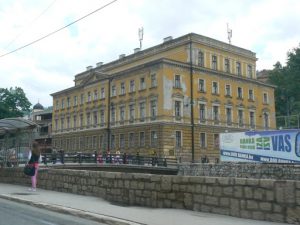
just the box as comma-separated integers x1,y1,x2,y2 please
51,33,276,162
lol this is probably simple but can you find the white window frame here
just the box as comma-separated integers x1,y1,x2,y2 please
238,109,244,127
263,92,269,104
175,130,182,148
225,84,231,96
248,89,254,101
129,80,135,92
249,110,256,129
140,77,146,90
139,101,146,121
198,79,206,92
199,102,206,122
211,55,218,70
212,81,219,94
198,50,204,67
225,106,232,125
200,132,207,148
237,87,243,99
224,58,230,73
151,73,157,87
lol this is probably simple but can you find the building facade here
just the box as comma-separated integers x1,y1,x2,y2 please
51,33,276,162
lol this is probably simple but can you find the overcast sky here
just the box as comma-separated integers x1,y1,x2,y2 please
0,0,299,107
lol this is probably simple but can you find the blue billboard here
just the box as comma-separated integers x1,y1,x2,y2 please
220,130,300,163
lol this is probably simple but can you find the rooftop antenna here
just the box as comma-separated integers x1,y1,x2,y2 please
138,27,144,49
227,23,232,44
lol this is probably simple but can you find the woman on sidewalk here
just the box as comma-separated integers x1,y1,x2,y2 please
28,142,41,191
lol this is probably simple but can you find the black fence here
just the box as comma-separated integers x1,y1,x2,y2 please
41,151,175,167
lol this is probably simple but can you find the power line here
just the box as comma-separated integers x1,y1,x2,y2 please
0,0,118,58
4,0,57,50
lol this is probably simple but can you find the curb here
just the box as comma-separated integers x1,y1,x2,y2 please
0,194,144,225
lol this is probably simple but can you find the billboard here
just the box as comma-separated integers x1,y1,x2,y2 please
220,130,300,163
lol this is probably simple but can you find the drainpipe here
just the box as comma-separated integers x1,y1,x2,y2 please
189,37,195,163
107,78,112,152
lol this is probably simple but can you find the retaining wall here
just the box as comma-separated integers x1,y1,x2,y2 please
178,163,300,180
0,167,299,224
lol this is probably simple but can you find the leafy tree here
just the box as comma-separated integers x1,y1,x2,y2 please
0,87,31,119
268,45,300,127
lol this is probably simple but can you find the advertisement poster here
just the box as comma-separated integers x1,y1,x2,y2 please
220,130,300,163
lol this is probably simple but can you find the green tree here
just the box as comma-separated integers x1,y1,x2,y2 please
0,87,31,119
268,45,300,127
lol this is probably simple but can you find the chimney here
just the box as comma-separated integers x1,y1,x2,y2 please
86,66,93,71
119,54,126,59
163,36,173,43
134,48,140,53
96,62,103,67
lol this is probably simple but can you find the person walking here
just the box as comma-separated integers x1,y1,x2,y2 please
28,142,41,191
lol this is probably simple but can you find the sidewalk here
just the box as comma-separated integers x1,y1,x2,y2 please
0,183,287,225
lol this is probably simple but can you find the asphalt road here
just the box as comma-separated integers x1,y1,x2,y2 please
0,198,106,225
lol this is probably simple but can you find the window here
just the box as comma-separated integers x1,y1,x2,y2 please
111,105,116,123
225,84,231,96
80,114,83,127
226,107,232,125
175,101,181,119
199,103,206,121
120,134,125,149
139,132,145,147
67,97,70,108
263,112,269,129
120,106,125,121
150,100,157,119
249,89,254,101
237,87,243,99
236,62,241,76
80,94,84,105
67,117,70,129
130,80,135,92
99,135,104,150
214,134,219,148
139,102,145,121
93,112,97,126
101,87,105,99
111,134,115,149
140,77,146,90
151,131,158,147
61,99,65,109
111,85,116,97
225,58,230,73
93,90,97,100
129,133,134,147
198,51,204,67
250,111,255,128
263,93,269,104
92,136,97,149
175,131,182,148
247,65,253,78
174,75,181,88
73,115,77,128
56,100,59,110
212,81,219,94
60,118,64,131
87,92,91,102
200,133,206,148
120,82,125,95
212,55,218,70
100,109,105,125
86,113,91,127
73,96,78,106
198,79,205,92
129,104,135,121
151,74,157,87
213,105,219,121
238,109,244,127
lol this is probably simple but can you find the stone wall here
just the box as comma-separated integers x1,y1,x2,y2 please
0,167,299,224
178,162,300,180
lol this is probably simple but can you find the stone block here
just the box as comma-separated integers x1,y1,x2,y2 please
223,187,233,196
246,179,259,186
235,178,247,185
205,196,219,206
194,184,202,193
247,200,258,210
275,181,295,204
145,182,155,190
163,199,171,207
211,207,230,215
213,186,223,196
193,194,204,203
189,176,204,184
220,197,230,207
259,202,272,212
150,175,161,182
253,188,264,200
130,181,138,189
233,186,243,198
296,190,300,205
240,210,252,219
265,213,285,223
286,207,300,224
273,204,283,213
259,179,274,189
207,186,213,195
217,177,230,185
244,187,253,199
266,190,274,201
252,211,265,220
200,204,211,213
296,181,300,189
205,177,216,184
184,193,193,209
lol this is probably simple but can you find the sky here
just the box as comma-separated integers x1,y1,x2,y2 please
0,0,299,108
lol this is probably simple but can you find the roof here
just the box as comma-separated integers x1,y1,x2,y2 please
0,118,38,134
33,102,44,110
